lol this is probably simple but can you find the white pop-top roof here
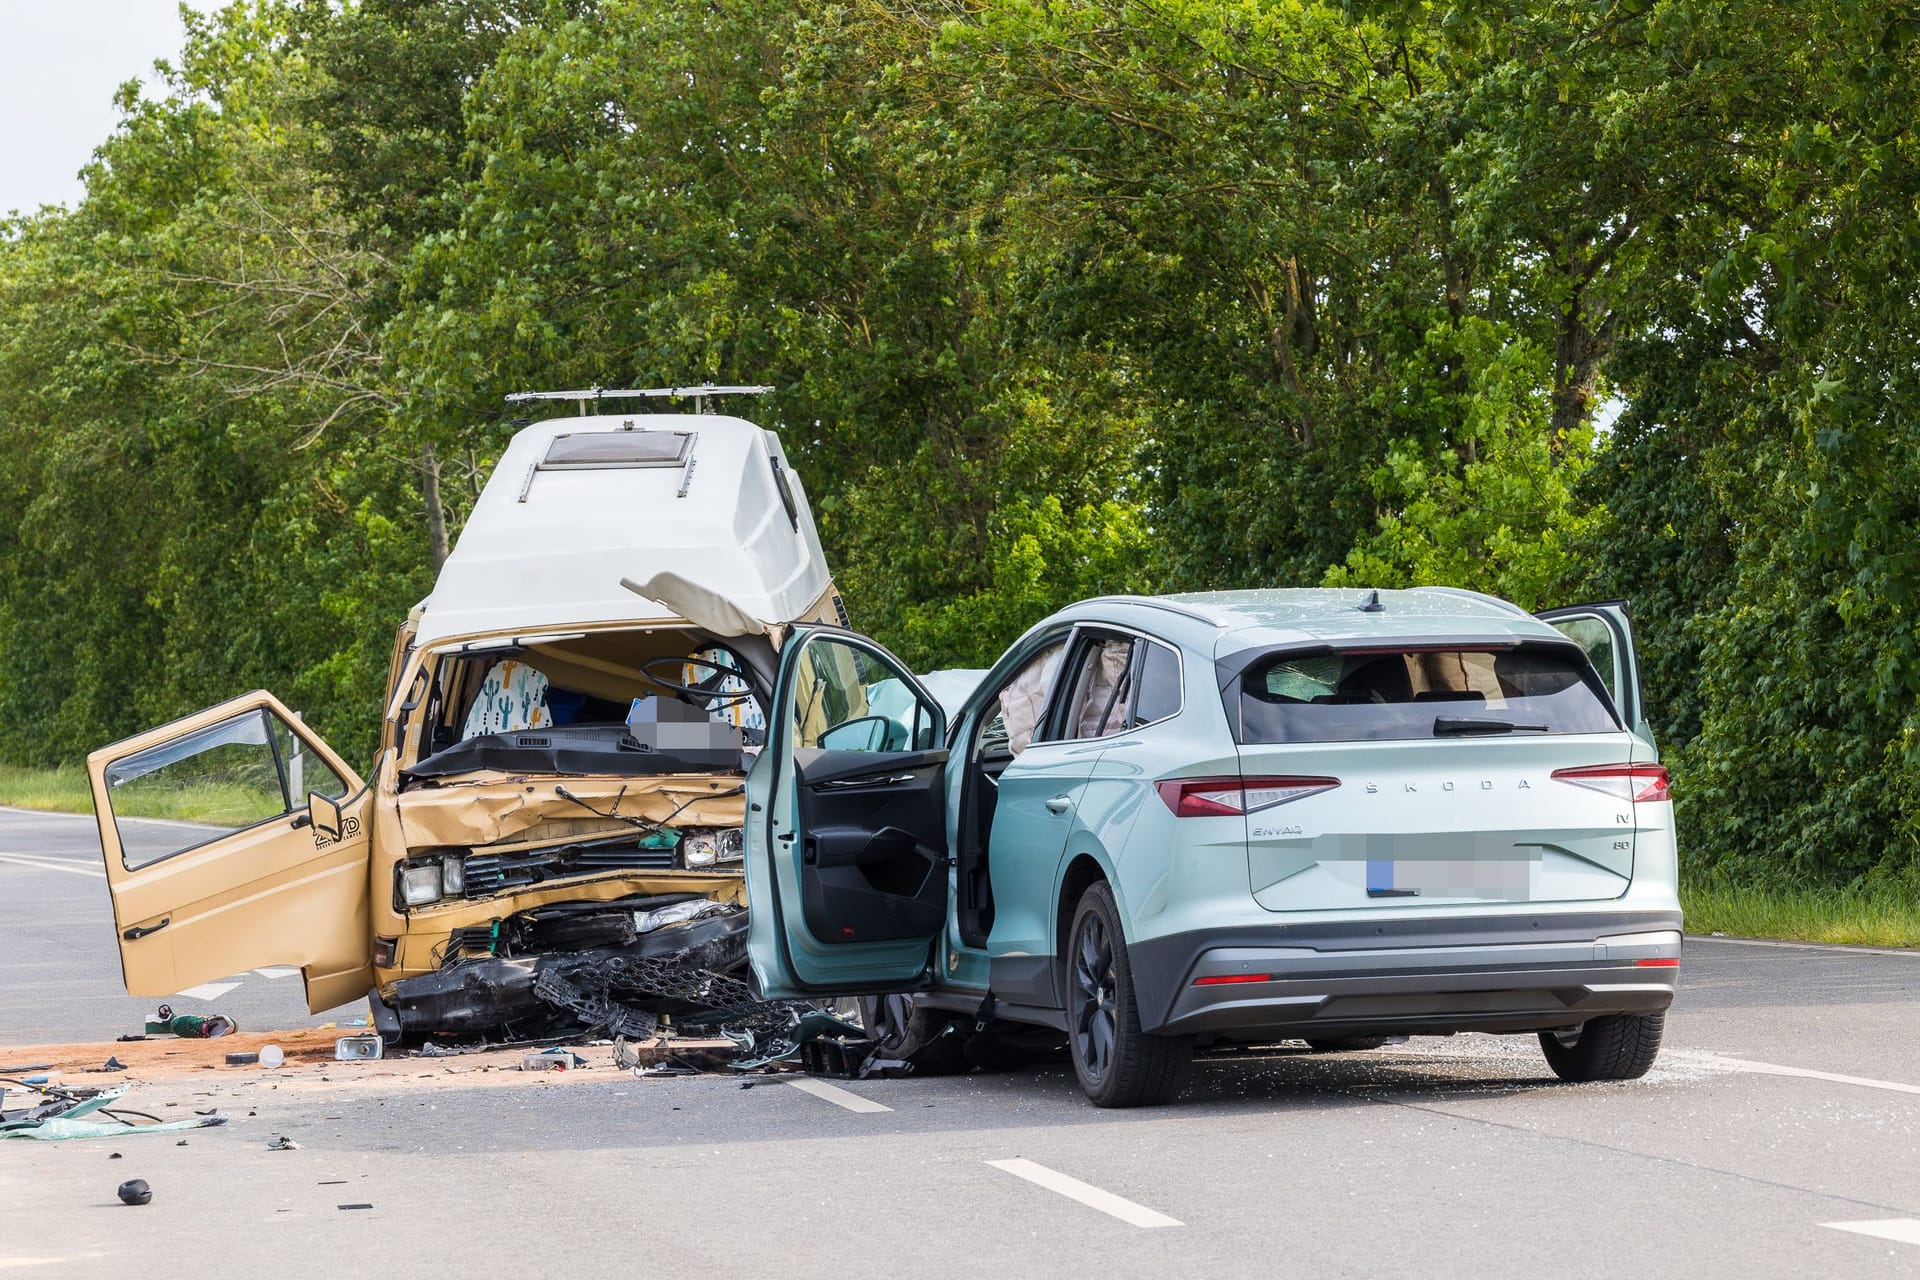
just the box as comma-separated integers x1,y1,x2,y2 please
413,412,834,648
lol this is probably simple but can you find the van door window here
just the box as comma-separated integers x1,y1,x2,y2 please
103,708,347,869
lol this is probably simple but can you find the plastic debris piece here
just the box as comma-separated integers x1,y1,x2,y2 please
224,1053,259,1066
338,1203,373,1210
259,1045,285,1070
334,1035,384,1061
89,1057,127,1073
520,1048,585,1072
117,1179,152,1206
266,1137,300,1151
109,1153,123,1160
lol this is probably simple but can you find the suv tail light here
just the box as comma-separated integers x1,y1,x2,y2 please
1551,763,1671,804
1156,776,1340,818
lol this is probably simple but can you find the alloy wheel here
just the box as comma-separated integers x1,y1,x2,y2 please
1071,909,1117,1081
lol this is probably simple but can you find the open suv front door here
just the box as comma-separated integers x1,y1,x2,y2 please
88,691,375,1015
745,628,950,998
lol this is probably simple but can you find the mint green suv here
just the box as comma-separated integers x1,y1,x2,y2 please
745,589,1680,1106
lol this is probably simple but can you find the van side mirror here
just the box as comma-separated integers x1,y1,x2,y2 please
309,791,345,841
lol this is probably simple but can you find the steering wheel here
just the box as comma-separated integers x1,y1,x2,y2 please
641,655,757,709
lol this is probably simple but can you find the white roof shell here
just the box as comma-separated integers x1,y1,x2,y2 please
413,412,834,648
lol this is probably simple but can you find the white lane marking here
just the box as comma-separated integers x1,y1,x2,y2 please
1688,934,1920,958
254,967,299,980
174,981,242,1002
784,1078,893,1113
1822,1220,1920,1246
0,852,104,879
1675,1051,1920,1097
988,1158,1183,1229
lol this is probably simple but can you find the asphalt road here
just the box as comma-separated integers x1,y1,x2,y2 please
0,806,361,1043
6,806,1920,1278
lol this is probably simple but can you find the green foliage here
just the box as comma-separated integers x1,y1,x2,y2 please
4,0,1920,893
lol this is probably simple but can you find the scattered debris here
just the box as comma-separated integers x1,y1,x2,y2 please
109,1152,123,1160
520,1048,587,1072
0,1083,229,1142
116,1179,153,1206
88,1057,128,1073
115,1035,148,1043
266,1137,300,1151
224,1053,260,1067
338,1203,373,1210
146,1005,237,1038
334,1035,384,1061
259,1045,285,1070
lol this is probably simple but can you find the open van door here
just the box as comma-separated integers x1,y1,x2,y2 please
88,692,374,1014
745,628,951,997
1536,601,1654,747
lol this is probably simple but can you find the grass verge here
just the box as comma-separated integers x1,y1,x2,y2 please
0,763,94,814
1682,879,1920,948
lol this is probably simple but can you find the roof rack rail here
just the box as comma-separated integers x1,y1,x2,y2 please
504,384,774,415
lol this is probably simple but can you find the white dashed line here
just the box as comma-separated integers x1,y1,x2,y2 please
988,1158,1183,1229
784,1078,893,1113
174,981,242,1003
1822,1220,1920,1246
1674,1051,1920,1097
0,852,104,878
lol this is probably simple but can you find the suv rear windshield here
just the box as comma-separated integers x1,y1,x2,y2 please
1233,644,1619,744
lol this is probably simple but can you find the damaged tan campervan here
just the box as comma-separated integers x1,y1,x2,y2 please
87,388,844,1041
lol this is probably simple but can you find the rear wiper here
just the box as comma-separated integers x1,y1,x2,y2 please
1433,716,1549,736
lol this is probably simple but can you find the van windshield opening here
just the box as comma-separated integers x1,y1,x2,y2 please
1233,643,1619,745
404,630,768,780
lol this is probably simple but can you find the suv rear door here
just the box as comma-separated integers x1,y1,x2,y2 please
88,692,374,1014
745,628,951,998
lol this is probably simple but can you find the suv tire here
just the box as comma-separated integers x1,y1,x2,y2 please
1066,882,1193,1107
1538,1012,1665,1082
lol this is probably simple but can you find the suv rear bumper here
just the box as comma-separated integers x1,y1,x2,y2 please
1129,909,1682,1039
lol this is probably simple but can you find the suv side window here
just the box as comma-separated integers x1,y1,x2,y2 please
1050,636,1138,741
1130,640,1182,727
978,640,1066,758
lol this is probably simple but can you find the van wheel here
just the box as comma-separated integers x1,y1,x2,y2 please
1066,882,1192,1107
1538,1012,1665,1082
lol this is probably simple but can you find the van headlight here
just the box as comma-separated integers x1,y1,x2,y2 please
682,828,745,868
399,863,443,906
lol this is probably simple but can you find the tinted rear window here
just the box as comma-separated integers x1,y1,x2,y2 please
1234,644,1619,744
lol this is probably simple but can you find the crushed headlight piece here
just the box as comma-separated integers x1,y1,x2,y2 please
682,827,744,868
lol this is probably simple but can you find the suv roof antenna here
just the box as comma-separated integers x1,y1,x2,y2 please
504,385,774,417
1359,588,1385,613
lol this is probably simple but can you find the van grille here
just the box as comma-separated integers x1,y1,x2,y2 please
462,843,679,898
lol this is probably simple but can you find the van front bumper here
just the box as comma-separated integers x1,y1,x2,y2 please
1128,909,1682,1039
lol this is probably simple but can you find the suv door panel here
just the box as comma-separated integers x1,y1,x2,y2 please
746,629,952,997
1536,601,1652,746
